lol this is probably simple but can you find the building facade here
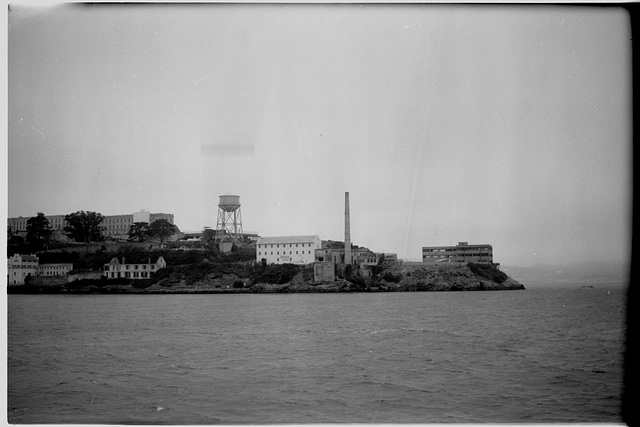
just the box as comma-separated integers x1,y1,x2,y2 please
8,211,175,240
256,235,321,265
7,254,39,285
39,263,74,276
103,256,167,279
422,242,493,264
7,254,76,285
315,246,377,266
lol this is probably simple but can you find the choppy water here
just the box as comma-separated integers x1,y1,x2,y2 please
8,285,626,424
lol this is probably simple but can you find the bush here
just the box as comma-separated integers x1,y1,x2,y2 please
252,263,299,284
346,275,367,289
382,271,403,283
222,246,257,263
467,263,508,284
233,280,245,288
301,266,314,282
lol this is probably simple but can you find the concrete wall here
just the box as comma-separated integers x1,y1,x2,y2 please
28,276,68,286
314,261,335,283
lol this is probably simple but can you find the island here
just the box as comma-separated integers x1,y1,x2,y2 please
7,245,524,294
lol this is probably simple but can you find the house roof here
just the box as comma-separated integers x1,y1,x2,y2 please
257,235,319,245
19,254,38,262
107,256,165,266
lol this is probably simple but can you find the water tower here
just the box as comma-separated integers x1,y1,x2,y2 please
216,194,244,248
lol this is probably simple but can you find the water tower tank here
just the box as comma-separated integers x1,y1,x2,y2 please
219,195,241,212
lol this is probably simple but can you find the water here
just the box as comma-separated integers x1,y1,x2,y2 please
7,285,626,424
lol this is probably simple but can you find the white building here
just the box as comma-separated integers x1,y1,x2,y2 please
422,242,493,264
39,263,74,277
7,254,39,285
256,235,321,265
103,256,167,279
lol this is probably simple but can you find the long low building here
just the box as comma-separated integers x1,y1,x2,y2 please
422,242,493,264
256,235,321,265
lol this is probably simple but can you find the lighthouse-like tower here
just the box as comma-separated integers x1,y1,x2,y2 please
216,194,244,250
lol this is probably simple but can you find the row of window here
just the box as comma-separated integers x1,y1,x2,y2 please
424,254,492,258
258,243,315,249
105,264,156,271
423,247,491,253
109,271,149,278
258,251,313,256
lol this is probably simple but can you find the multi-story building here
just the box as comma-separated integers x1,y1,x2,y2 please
7,254,40,285
38,263,74,277
256,235,321,265
8,211,175,240
103,214,135,238
422,242,493,264
103,256,167,279
7,253,75,285
7,217,29,234
315,245,377,266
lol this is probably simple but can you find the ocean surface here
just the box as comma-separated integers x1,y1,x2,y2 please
7,284,626,424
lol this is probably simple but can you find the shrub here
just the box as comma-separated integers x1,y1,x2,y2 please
346,275,367,289
252,263,299,284
382,271,403,283
233,280,245,288
467,263,508,284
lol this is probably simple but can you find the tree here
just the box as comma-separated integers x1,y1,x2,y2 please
148,219,177,247
64,211,105,251
202,227,217,250
128,222,150,242
26,212,52,245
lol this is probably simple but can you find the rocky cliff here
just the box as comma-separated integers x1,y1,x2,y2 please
8,261,524,294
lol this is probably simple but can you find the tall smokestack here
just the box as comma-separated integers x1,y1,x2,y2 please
345,191,351,265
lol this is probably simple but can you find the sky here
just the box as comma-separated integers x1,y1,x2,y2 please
6,4,632,267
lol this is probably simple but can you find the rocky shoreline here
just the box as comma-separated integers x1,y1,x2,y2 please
8,263,525,294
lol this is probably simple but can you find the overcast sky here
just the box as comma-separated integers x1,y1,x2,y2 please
6,4,631,267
